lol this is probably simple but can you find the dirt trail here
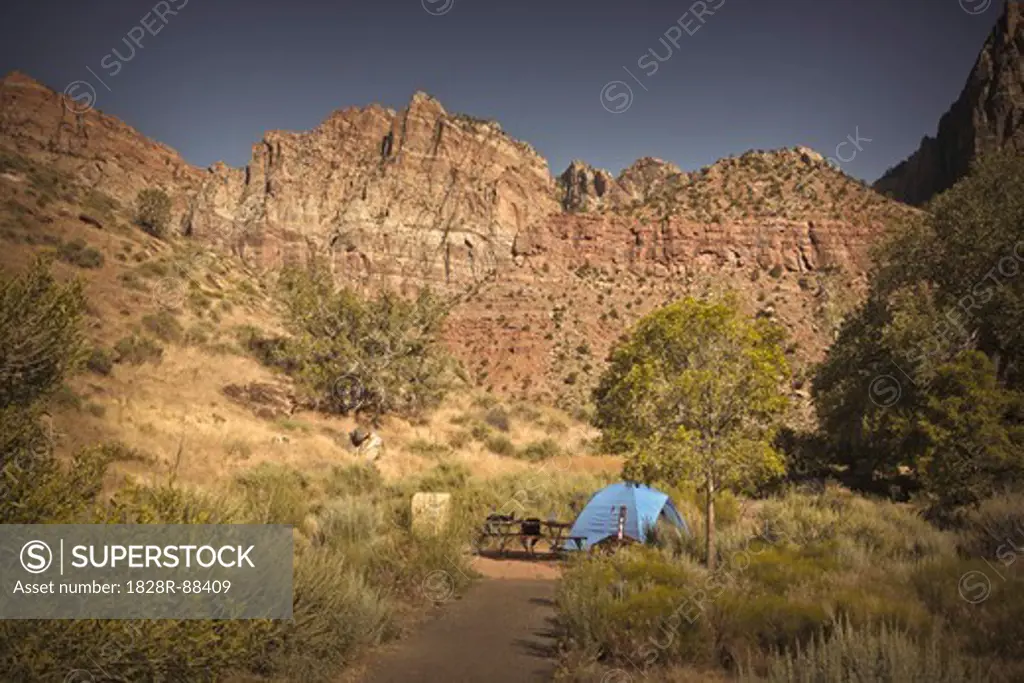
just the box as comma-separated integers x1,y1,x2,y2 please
357,558,561,683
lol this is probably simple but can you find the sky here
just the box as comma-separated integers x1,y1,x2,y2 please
0,0,1006,182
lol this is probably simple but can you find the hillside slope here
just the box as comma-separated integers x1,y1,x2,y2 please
0,70,920,410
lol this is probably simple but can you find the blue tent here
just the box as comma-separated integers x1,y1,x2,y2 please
566,482,689,550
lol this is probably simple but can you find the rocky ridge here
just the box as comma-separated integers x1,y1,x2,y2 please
874,1,1023,204
0,70,917,406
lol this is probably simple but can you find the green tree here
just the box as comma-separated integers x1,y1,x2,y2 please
0,259,110,523
914,351,1024,520
278,259,455,419
926,150,1024,389
593,296,789,569
135,188,172,238
813,151,1024,502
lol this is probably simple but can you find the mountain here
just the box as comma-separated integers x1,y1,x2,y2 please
874,1,1023,205
0,70,916,410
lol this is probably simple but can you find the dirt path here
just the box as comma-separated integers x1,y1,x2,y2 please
357,558,561,683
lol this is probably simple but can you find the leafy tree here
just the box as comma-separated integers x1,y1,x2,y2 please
914,351,1024,520
0,259,109,523
0,257,87,409
926,150,1024,389
278,259,455,419
813,152,1024,502
593,296,789,568
135,188,172,238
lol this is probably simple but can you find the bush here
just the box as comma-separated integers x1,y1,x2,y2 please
57,238,104,268
483,406,511,431
741,617,988,683
85,346,114,375
278,259,455,418
113,334,164,365
235,463,312,527
958,492,1024,558
141,310,184,343
135,188,172,238
326,463,384,497
318,496,383,548
416,461,472,492
282,549,396,677
447,429,472,449
557,548,716,669
484,434,516,456
0,259,87,409
519,438,561,461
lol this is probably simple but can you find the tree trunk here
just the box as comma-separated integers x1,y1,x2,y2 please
705,474,716,570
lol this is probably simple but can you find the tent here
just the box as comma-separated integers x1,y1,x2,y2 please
566,482,689,550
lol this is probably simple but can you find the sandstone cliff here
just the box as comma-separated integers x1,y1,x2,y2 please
0,70,916,408
874,1,1023,204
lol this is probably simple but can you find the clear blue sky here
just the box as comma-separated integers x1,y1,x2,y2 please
0,0,1005,181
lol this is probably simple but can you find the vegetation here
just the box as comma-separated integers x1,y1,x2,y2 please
741,617,989,682
85,346,115,375
594,296,789,568
141,310,184,343
812,152,1024,519
56,237,104,268
274,258,456,419
0,261,489,682
556,485,1021,681
113,334,164,365
135,188,172,238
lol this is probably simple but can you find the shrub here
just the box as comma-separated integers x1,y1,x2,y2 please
183,322,214,346
715,591,831,660
0,259,87,410
469,420,492,441
56,238,104,269
740,617,988,683
113,335,164,365
958,492,1024,558
769,265,784,279
557,548,715,669
135,188,172,238
278,259,455,419
483,405,511,432
519,438,561,461
85,346,114,375
281,549,396,677
544,417,570,435
1,442,114,524
484,434,516,456
326,463,384,497
471,393,500,409
510,403,543,423
141,310,183,343
318,496,383,548
447,429,472,449
416,461,471,492
82,188,119,219
756,488,953,563
235,464,312,527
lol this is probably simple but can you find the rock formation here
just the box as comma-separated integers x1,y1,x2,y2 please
0,70,918,406
874,1,1023,204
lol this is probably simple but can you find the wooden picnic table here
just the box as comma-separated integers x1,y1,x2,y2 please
473,517,586,556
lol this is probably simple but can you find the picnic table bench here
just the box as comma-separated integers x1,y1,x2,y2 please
474,515,587,556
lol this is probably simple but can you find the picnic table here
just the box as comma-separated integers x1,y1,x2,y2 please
473,515,587,556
